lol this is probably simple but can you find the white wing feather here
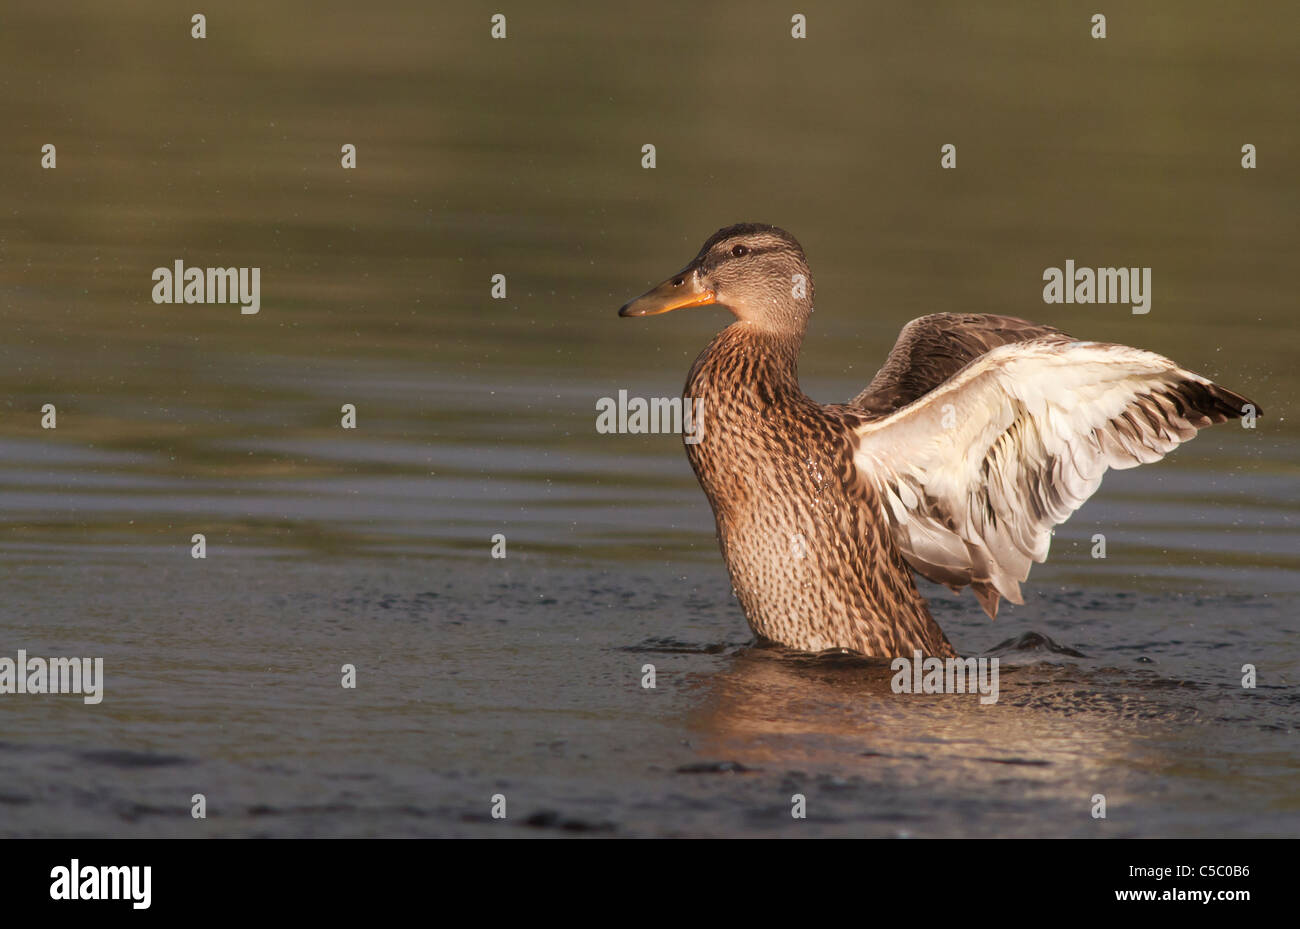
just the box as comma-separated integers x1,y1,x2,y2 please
852,339,1247,617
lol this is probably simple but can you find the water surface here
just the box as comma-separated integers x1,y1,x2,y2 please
1,1,1297,837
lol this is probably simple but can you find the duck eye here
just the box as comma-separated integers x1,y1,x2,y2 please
731,244,750,257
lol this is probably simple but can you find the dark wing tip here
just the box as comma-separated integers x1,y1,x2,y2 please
1179,380,1260,424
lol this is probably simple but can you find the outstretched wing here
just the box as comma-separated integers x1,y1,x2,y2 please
851,338,1255,618
852,314,1073,415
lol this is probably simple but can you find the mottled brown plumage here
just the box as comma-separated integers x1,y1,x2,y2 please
681,324,955,656
619,223,1257,657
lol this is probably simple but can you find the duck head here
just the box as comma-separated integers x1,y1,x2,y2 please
618,223,813,337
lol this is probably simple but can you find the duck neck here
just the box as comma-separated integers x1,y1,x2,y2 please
688,321,806,408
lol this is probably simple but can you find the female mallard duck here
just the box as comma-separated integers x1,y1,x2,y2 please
619,223,1256,658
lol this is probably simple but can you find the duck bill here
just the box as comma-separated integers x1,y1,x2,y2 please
618,268,717,317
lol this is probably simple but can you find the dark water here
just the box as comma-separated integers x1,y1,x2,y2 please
1,2,1297,837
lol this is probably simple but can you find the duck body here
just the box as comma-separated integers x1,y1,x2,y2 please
684,323,956,656
621,223,1256,658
